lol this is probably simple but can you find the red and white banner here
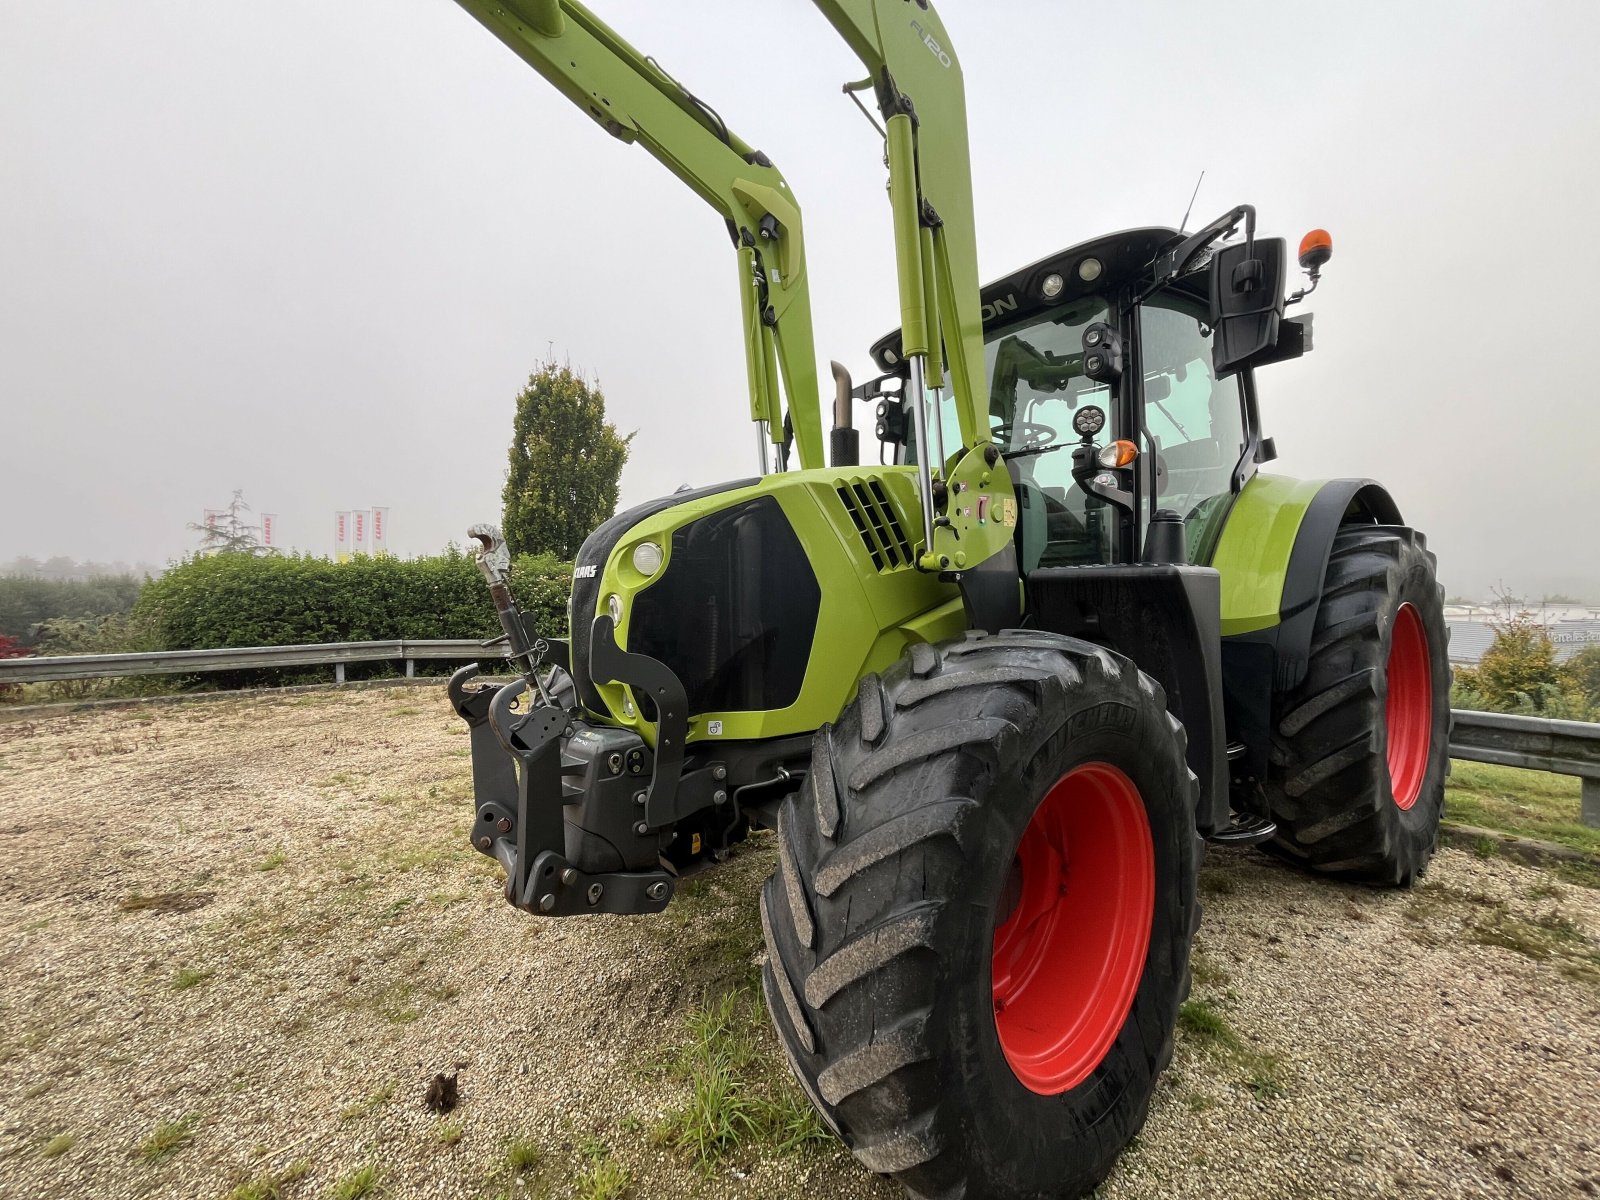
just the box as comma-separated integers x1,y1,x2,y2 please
353,509,367,553
371,507,389,556
261,514,277,547
335,511,350,560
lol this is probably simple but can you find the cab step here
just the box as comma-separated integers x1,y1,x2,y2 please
1208,812,1277,847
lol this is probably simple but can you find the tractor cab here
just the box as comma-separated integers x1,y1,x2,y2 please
868,218,1310,577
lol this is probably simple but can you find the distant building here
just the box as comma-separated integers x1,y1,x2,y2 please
1445,609,1600,666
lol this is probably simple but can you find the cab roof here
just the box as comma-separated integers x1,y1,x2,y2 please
868,226,1181,373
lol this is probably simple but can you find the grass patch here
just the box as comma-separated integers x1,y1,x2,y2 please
222,1158,310,1200
137,1113,199,1162
433,1118,464,1147
574,1153,630,1200
340,1082,397,1122
256,848,288,872
119,890,213,914
171,965,214,992
1444,762,1600,857
1190,949,1230,989
329,1162,381,1199
1177,1000,1288,1100
41,1132,76,1158
1197,870,1237,896
504,1135,543,1175
653,988,834,1170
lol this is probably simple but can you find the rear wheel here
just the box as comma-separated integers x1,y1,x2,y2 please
1266,524,1451,885
762,631,1199,1200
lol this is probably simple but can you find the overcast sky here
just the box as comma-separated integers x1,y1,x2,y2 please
3,0,1597,598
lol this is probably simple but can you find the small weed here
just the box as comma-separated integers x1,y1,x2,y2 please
340,1082,397,1122
433,1118,463,1147
504,1135,543,1175
1528,880,1564,901
1472,836,1497,860
23,1079,53,1100
391,706,421,717
1184,1092,1216,1113
320,771,360,787
41,1133,76,1158
576,1134,610,1161
1244,1056,1288,1101
329,1162,381,1199
1177,999,1239,1052
171,966,214,992
138,1113,199,1162
1198,871,1237,896
575,1153,630,1200
223,1158,310,1200
256,849,288,872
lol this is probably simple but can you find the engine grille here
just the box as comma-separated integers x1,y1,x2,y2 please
837,481,914,571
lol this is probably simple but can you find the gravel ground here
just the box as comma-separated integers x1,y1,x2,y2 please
0,689,1596,1200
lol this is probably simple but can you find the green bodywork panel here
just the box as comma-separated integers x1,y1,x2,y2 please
1210,473,1327,636
451,0,824,468
586,467,964,746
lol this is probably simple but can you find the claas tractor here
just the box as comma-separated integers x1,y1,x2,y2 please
444,2,1451,1197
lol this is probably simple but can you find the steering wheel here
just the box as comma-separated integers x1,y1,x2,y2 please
992,420,1057,453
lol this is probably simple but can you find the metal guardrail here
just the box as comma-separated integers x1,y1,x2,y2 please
0,639,503,685
1,642,1596,828
1449,709,1600,828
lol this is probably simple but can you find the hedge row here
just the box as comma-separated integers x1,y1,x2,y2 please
133,549,573,652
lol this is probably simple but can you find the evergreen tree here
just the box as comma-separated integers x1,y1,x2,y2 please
501,361,632,559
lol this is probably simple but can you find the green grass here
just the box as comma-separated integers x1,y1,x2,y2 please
1177,1000,1289,1100
433,1118,464,1147
41,1132,76,1158
222,1158,310,1200
652,988,834,1169
137,1113,199,1162
1444,762,1600,857
574,1153,630,1200
171,965,214,991
256,848,288,872
329,1162,381,1199
504,1135,543,1175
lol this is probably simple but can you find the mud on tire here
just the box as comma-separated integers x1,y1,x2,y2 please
761,630,1200,1200
1265,524,1451,886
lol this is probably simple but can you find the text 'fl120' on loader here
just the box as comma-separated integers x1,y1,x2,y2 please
444,3,1451,1196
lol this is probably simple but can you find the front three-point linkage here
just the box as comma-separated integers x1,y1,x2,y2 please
447,526,675,917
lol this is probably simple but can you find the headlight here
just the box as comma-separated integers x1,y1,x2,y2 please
607,593,623,624
631,541,663,577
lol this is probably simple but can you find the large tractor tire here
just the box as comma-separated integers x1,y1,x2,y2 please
761,631,1200,1200
1266,524,1451,885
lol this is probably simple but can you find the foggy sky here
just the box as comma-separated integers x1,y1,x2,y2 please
3,0,1598,599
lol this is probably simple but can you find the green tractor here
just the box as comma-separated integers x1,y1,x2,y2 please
446,2,1451,1197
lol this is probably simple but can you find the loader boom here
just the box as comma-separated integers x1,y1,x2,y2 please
450,0,824,468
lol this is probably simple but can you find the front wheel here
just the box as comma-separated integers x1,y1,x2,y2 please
761,631,1200,1200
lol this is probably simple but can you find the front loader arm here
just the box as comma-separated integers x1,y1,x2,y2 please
811,1,1015,595
450,0,823,469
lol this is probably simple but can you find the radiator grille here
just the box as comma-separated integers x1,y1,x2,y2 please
836,481,915,571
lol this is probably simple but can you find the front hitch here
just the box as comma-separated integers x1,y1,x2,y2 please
448,666,676,916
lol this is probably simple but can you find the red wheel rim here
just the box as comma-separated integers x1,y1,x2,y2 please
1385,602,1433,811
991,763,1154,1095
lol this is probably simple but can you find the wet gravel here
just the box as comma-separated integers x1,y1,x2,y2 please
0,690,1595,1200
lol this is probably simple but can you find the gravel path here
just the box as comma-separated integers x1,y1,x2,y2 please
0,690,1596,1200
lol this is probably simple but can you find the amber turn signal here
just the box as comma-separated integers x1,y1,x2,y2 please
1298,228,1333,270
1096,439,1138,469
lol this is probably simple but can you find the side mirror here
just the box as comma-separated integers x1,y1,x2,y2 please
1210,237,1286,374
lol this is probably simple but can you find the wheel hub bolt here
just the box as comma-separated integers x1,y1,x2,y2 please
476,836,492,852
561,868,578,886
538,893,556,912
496,817,512,834
646,881,669,901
